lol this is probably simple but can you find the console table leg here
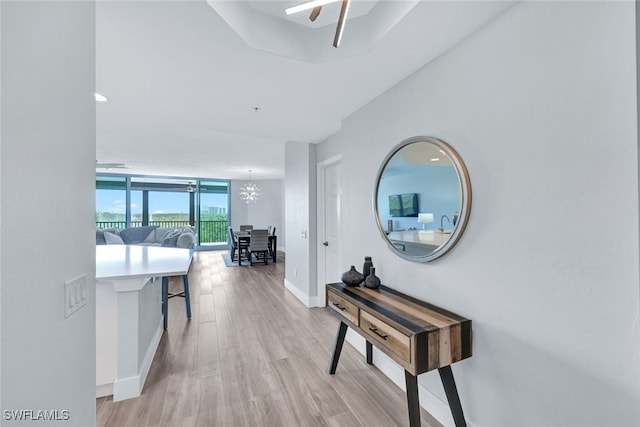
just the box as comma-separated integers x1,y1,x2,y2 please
438,365,467,427
404,370,421,427
366,341,373,364
328,321,348,374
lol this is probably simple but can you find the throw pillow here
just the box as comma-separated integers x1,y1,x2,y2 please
143,229,157,243
104,231,124,245
161,235,179,247
176,233,194,249
154,228,172,242
119,226,157,244
161,228,182,247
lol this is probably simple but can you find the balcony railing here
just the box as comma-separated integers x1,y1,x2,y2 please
95,220,229,245
132,220,191,228
96,221,127,229
199,220,228,244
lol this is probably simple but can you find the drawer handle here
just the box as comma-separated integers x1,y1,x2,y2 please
332,302,346,311
369,327,388,340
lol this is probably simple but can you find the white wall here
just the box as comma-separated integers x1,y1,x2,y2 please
0,0,3,412
230,178,284,250
246,179,284,250
229,180,249,231
284,142,317,304
317,2,640,426
1,2,96,426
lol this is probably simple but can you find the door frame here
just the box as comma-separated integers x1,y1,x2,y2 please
317,154,342,307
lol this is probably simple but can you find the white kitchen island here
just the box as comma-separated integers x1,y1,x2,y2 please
96,245,193,402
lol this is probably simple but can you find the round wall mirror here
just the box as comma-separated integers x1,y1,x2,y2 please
373,136,471,262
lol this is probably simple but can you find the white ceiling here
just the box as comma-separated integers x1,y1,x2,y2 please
96,0,516,180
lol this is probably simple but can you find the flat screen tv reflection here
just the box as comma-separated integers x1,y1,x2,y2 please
388,193,418,217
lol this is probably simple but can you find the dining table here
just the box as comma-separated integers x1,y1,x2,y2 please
234,230,277,263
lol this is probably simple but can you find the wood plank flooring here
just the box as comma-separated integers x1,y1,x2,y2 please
96,250,443,427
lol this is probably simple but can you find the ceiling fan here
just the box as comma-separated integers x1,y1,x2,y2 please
96,160,128,169
286,0,351,48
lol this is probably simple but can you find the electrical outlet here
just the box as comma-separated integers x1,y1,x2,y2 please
65,274,88,318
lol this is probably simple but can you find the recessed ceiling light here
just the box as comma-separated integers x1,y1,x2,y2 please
94,93,108,102
430,158,440,162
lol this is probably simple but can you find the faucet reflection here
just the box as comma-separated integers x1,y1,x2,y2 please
439,215,451,232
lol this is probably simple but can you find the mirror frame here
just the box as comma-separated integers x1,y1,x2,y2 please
373,136,472,262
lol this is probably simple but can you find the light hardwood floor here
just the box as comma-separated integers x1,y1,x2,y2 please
96,250,442,427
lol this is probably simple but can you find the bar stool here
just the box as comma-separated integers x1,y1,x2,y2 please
161,274,191,330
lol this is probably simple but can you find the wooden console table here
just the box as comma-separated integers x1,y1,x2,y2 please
326,283,472,427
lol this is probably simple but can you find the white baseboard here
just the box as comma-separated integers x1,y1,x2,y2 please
95,383,113,399
345,333,466,427
113,375,141,402
111,320,163,402
308,295,323,307
284,279,323,307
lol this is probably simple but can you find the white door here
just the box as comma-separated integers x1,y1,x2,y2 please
318,157,342,306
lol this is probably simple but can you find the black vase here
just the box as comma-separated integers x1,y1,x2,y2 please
362,256,373,284
364,267,381,289
341,266,364,287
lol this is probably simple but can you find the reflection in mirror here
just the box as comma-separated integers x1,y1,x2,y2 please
374,136,471,262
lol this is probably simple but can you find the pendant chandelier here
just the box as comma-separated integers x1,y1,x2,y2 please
239,169,261,203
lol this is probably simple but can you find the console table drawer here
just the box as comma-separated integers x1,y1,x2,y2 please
360,310,411,364
328,292,359,325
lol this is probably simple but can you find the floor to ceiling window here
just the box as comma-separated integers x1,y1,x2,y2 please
130,189,143,226
96,175,230,249
131,177,193,228
148,191,190,227
96,176,128,228
198,180,230,245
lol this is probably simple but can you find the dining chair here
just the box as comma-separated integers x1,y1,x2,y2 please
228,226,238,261
237,233,250,266
248,229,270,265
239,225,253,231
268,226,276,258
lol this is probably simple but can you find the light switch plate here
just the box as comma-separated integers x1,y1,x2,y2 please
64,274,88,318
